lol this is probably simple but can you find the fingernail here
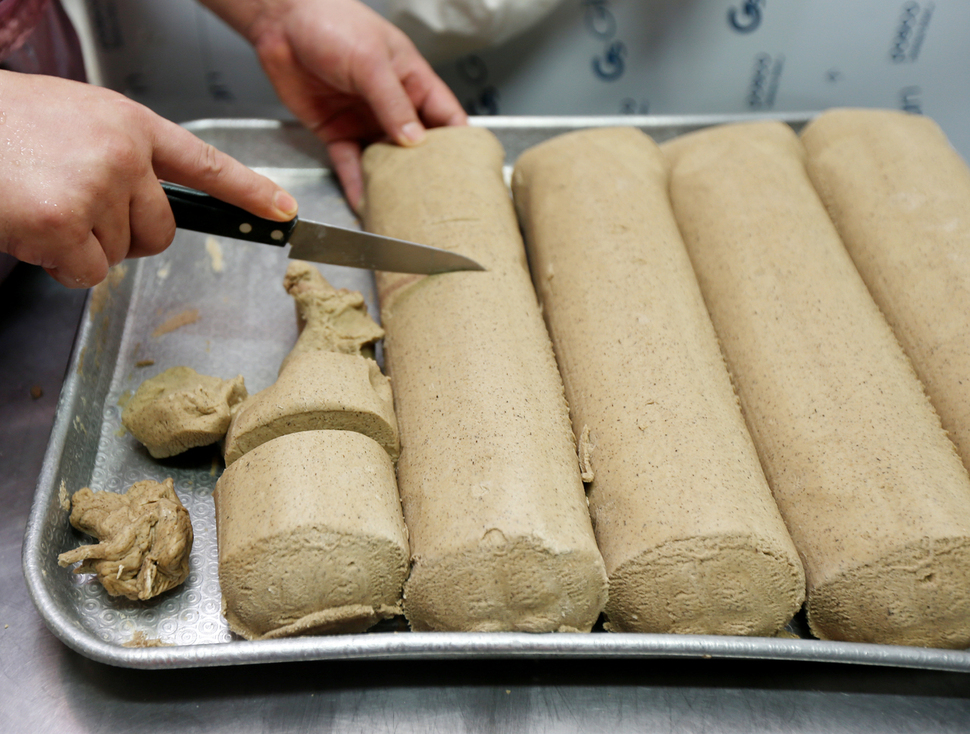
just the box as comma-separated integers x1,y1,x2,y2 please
400,121,426,145
274,190,298,217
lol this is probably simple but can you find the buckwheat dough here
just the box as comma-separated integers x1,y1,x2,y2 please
802,108,970,475
223,350,399,465
512,127,805,635
214,430,409,639
57,478,193,601
122,366,247,458
663,120,970,648
362,126,608,632
221,263,398,465
151,308,199,338
280,260,384,374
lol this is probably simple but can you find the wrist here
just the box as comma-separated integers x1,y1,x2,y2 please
198,0,295,45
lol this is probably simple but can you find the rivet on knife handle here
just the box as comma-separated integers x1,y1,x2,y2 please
162,181,298,246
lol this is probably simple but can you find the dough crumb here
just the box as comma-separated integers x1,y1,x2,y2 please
58,480,70,512
152,308,200,338
122,367,247,458
578,424,595,483
123,630,171,647
205,236,224,273
57,478,193,601
117,390,132,409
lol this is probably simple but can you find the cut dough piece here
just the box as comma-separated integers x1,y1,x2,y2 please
223,263,398,465
223,350,399,465
362,126,608,632
280,260,384,374
802,108,970,476
214,430,409,639
512,126,805,635
58,478,193,601
122,366,246,458
663,120,970,648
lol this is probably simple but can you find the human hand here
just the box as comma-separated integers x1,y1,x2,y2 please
202,0,468,211
0,71,299,288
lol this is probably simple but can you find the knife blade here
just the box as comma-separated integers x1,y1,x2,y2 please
162,181,485,275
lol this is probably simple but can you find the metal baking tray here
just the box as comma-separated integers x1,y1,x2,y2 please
23,115,970,671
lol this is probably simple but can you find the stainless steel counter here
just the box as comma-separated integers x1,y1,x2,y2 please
3,262,970,733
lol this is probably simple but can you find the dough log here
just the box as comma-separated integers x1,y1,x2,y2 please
512,127,805,635
362,127,608,632
663,120,970,648
214,430,409,640
802,108,970,475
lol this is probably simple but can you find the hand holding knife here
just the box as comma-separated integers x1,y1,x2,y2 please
162,182,485,275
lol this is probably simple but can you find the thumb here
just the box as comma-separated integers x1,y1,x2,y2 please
149,116,298,221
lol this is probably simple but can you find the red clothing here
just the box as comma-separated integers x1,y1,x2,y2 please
0,0,85,282
0,0,49,58
0,0,84,80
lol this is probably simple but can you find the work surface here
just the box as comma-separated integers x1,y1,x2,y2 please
2,264,970,732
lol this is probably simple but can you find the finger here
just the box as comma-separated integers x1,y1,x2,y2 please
327,139,364,213
149,117,299,221
128,176,176,259
90,192,131,268
397,55,468,129
409,73,468,129
313,101,384,149
354,54,429,148
44,232,109,289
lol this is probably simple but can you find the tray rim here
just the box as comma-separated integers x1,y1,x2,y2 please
179,110,819,134
23,113,970,671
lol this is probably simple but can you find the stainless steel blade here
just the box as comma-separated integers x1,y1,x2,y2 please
287,219,485,274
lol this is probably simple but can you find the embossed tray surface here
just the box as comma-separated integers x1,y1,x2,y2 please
22,116,970,670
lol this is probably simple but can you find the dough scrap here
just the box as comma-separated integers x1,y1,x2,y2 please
122,366,247,458
57,478,193,601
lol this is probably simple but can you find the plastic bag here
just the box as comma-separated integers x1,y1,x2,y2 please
388,0,565,64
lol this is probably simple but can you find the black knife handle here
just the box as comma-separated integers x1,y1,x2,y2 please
162,181,298,247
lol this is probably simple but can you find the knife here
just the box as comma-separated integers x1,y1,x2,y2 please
162,181,485,274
